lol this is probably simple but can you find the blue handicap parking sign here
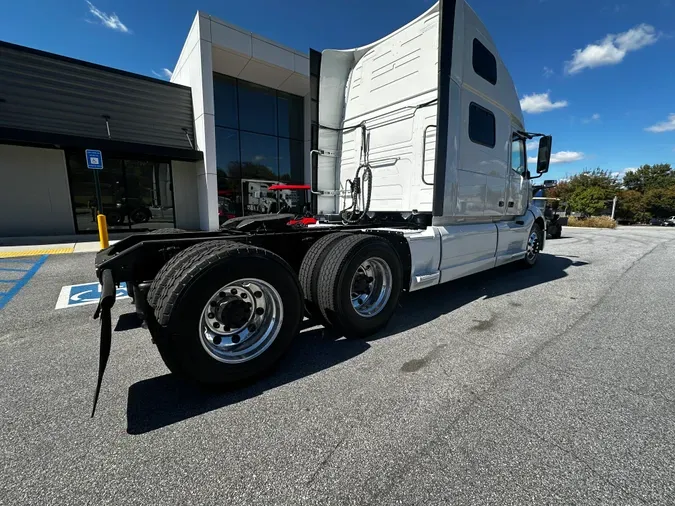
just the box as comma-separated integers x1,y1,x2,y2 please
85,149,103,170
55,281,128,309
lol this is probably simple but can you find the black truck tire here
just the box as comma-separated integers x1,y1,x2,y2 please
150,241,303,387
147,239,209,310
298,232,352,322
316,234,402,338
522,222,543,268
147,240,235,375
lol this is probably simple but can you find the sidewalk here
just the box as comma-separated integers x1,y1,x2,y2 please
0,234,125,258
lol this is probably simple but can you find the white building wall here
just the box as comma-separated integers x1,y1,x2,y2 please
171,160,201,230
0,144,75,237
171,14,219,231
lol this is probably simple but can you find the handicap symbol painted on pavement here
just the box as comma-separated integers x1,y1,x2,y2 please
55,281,129,309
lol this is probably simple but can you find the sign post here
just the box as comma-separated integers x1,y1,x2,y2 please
85,149,104,214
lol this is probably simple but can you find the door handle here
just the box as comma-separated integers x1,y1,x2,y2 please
508,201,514,208
498,201,505,207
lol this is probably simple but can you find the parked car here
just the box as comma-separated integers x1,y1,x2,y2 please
650,218,665,226
664,216,675,227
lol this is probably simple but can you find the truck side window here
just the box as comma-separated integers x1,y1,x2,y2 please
511,137,525,175
472,39,497,85
469,103,495,148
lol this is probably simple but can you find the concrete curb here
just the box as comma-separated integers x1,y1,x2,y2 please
0,240,120,258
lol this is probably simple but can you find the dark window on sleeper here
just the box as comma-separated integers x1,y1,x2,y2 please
469,102,496,148
472,39,497,85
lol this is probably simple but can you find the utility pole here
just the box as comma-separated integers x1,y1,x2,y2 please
611,195,618,220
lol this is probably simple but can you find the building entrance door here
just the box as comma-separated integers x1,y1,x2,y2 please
66,151,176,233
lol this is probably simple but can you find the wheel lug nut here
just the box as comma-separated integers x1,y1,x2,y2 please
219,292,226,298
241,293,247,299
213,336,222,345
232,335,241,344
231,288,237,295
213,322,220,329
248,324,256,332
254,291,262,298
210,300,217,307
207,312,215,319
255,307,264,315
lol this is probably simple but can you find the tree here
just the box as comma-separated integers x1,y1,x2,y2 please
622,164,675,193
568,186,608,217
566,168,620,197
547,181,571,203
643,186,675,218
615,190,648,223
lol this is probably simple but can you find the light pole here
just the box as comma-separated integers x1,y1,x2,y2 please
611,195,618,220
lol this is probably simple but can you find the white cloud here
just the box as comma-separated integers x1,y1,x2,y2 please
520,92,568,114
526,140,538,152
565,24,659,74
152,68,173,79
527,151,585,164
645,113,675,133
543,66,554,78
86,1,130,33
582,113,601,123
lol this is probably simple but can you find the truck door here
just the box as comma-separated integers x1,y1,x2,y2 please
506,133,527,216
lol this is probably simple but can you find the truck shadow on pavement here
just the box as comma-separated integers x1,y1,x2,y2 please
126,253,586,435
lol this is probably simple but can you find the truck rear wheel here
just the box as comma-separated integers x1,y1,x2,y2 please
316,235,402,338
150,241,303,386
298,232,351,323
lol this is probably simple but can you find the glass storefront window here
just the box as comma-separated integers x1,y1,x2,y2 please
213,73,307,218
66,152,175,232
216,127,241,178
278,138,304,182
237,80,277,136
240,132,278,180
214,75,238,129
67,154,100,232
217,176,242,224
277,91,304,141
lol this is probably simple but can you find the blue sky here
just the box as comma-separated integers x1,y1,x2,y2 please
1,0,674,182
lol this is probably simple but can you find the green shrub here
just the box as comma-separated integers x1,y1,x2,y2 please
567,216,617,229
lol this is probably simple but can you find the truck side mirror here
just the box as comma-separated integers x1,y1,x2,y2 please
537,136,552,174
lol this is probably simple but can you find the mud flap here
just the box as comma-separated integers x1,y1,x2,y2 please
91,269,116,417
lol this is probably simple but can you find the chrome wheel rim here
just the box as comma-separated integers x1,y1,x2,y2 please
526,231,540,262
199,278,283,364
350,257,392,318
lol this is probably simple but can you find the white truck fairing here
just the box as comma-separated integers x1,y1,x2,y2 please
315,0,526,221
312,0,547,292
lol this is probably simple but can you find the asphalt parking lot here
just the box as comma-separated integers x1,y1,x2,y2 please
2,227,675,505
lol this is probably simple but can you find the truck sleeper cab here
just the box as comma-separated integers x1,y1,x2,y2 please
91,0,552,414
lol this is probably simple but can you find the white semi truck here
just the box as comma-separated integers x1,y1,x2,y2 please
91,0,552,414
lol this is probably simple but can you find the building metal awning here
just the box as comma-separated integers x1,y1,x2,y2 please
0,41,201,162
0,127,203,162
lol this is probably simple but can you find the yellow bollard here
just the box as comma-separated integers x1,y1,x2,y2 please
97,214,109,249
